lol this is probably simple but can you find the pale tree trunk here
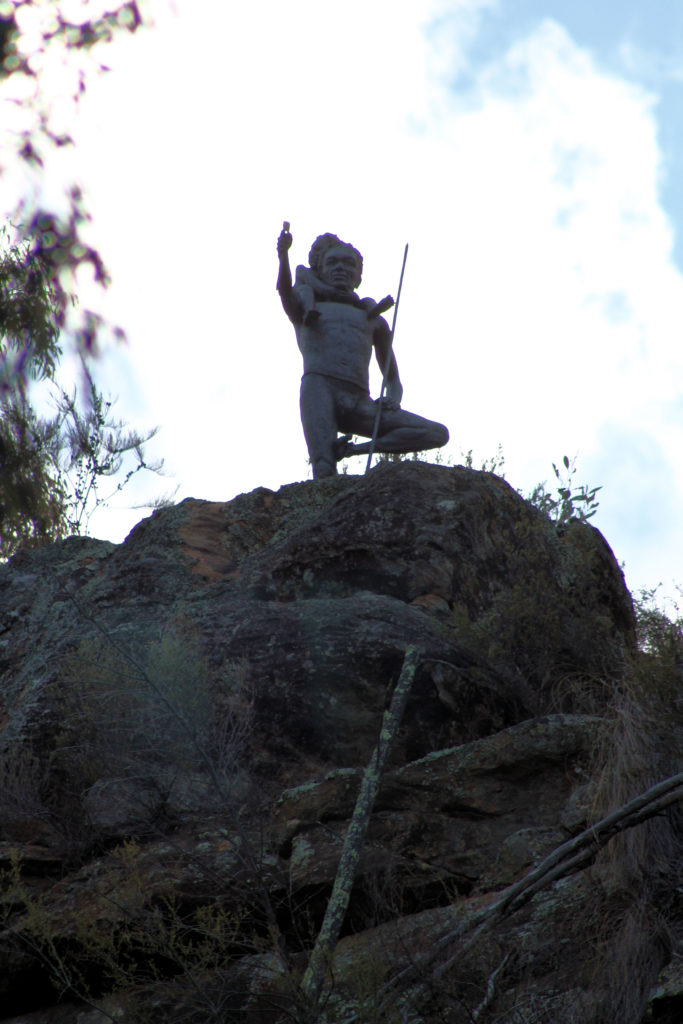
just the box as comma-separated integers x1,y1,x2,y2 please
299,644,422,1015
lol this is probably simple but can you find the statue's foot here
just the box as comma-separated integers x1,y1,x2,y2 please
304,309,321,326
333,434,354,461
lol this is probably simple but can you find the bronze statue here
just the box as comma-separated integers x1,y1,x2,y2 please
277,224,449,478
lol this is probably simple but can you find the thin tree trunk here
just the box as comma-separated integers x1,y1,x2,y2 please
300,645,422,1013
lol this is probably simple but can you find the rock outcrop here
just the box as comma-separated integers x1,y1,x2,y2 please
0,462,680,1024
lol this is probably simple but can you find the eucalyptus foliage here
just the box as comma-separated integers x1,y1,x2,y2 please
527,454,602,528
1,0,146,367
0,228,61,391
0,233,163,559
0,5,162,557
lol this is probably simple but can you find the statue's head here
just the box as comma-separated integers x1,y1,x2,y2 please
309,233,363,291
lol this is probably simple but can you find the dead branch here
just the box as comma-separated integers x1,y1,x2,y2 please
379,770,683,1012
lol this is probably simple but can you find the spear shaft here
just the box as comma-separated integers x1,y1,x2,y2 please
365,243,409,473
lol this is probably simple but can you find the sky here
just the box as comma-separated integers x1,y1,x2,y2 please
8,0,683,608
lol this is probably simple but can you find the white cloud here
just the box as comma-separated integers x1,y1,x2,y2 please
57,4,683,599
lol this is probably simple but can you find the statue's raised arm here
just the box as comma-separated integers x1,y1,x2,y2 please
276,225,449,478
276,222,303,323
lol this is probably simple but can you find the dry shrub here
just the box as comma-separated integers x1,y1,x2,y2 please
583,602,683,1023
594,651,682,888
547,669,616,716
3,629,259,858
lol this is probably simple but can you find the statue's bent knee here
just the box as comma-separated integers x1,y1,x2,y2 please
435,423,449,447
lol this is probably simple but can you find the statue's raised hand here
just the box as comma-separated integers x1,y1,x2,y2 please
277,221,292,257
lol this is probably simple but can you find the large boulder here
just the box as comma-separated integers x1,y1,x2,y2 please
0,462,634,782
1,462,678,1024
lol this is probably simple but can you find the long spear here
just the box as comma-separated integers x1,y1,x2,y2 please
365,242,409,473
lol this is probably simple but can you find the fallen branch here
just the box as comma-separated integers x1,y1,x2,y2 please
379,770,683,1010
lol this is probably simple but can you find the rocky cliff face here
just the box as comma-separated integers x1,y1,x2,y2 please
0,462,680,1024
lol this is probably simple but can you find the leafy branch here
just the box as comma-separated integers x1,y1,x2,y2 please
47,363,165,536
528,454,602,527
0,364,165,555
0,227,61,391
1,1,147,366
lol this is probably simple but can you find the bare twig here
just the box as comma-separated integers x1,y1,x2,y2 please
472,952,511,1021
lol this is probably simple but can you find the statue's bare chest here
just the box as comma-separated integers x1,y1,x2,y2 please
296,301,375,389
